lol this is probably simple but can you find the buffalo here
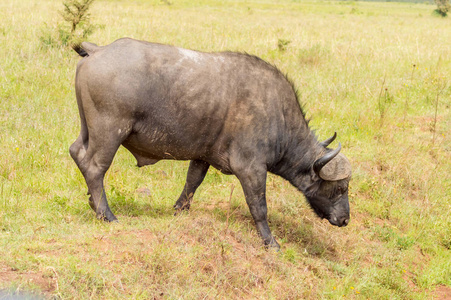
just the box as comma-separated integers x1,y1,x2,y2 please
70,38,352,249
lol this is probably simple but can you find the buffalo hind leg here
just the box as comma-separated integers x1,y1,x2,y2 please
69,135,88,171
70,132,121,222
174,160,210,213
69,134,92,209
232,161,280,250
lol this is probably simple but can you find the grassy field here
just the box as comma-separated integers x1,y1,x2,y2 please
1,0,450,298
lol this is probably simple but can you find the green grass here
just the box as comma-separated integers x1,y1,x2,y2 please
1,0,450,298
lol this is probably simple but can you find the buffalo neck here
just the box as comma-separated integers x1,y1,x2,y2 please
270,128,325,193
264,76,326,192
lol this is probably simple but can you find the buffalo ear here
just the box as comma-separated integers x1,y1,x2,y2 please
318,153,352,181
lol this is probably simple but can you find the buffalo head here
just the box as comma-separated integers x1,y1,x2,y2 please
305,135,352,227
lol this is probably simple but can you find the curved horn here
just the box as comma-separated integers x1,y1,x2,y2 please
319,132,337,148
314,143,342,175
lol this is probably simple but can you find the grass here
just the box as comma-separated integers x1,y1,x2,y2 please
1,0,450,298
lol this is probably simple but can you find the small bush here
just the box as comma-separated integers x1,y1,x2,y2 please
277,39,291,51
40,0,99,48
434,0,450,16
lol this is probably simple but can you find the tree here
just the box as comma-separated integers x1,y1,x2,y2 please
60,0,97,45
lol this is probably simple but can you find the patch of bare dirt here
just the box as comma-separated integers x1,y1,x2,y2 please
93,229,158,254
0,265,56,295
433,286,451,300
402,270,419,292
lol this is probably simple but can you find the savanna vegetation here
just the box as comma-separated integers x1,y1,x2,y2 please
0,0,450,298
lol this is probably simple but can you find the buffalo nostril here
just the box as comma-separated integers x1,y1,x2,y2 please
342,218,349,227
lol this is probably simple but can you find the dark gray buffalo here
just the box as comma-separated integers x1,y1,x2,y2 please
70,38,352,249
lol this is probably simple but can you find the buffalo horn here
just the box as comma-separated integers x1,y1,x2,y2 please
313,143,342,175
319,132,337,148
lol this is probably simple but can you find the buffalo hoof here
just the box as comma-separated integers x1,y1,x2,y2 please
267,243,281,252
96,211,118,222
173,205,190,216
173,200,191,216
264,239,281,252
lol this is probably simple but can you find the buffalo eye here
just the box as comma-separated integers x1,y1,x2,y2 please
336,186,346,196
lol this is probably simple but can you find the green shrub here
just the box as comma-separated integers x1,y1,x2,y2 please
40,0,99,48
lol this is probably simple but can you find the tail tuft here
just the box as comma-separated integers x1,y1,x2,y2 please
72,43,88,57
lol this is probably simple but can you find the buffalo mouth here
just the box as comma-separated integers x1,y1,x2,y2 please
310,204,327,220
310,204,349,227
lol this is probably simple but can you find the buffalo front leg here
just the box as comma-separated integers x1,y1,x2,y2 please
174,160,210,212
70,133,121,222
233,163,280,250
